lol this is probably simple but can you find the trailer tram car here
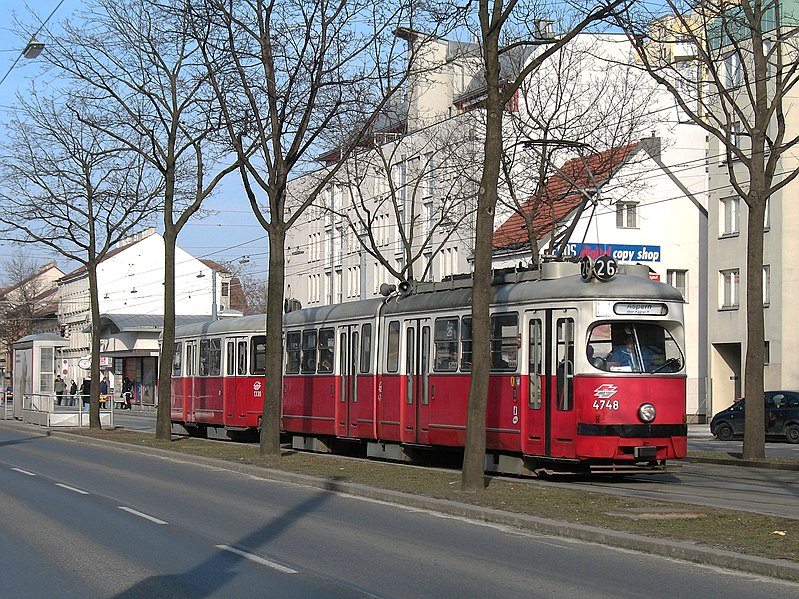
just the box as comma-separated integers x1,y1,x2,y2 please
171,259,687,474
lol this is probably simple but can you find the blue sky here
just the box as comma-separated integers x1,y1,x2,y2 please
0,0,267,281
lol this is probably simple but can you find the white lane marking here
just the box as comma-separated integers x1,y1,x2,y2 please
56,483,89,495
215,544,298,574
12,467,36,476
118,506,168,525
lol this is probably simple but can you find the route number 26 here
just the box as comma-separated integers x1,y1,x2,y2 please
580,255,618,282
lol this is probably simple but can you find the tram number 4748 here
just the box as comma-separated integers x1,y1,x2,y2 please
593,399,620,410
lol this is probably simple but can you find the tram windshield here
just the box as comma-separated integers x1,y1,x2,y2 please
587,322,683,373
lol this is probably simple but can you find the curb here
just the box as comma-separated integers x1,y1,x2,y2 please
686,455,799,471
9,423,794,584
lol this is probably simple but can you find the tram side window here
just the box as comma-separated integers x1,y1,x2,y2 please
173,342,182,377
209,338,221,377
461,317,472,371
237,340,248,375
434,317,459,371
186,343,195,376
528,320,542,409
198,339,210,376
318,328,334,373
360,323,372,373
251,335,267,375
226,341,235,376
285,331,301,374
301,329,317,373
491,313,518,370
556,318,575,411
386,320,400,373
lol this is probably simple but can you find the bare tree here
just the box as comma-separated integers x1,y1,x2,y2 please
192,0,448,455
0,92,163,427
37,0,240,439
0,254,52,374
316,121,478,286
461,0,627,492
615,0,799,459
496,37,657,264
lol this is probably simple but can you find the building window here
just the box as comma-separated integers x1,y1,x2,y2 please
763,265,770,307
440,246,458,278
764,197,770,231
392,160,406,204
720,269,740,309
721,197,740,236
221,281,229,297
423,152,435,198
667,269,688,301
730,121,744,150
615,202,637,229
724,51,742,88
764,341,770,365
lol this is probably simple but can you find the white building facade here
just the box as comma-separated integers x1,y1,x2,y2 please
57,228,229,404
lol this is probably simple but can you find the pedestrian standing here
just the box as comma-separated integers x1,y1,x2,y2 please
122,376,133,410
81,378,91,411
69,380,77,406
54,375,67,406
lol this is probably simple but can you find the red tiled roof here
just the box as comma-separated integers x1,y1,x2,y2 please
493,142,641,250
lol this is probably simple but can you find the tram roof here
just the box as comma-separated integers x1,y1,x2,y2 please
173,313,268,338
382,273,683,315
284,297,386,327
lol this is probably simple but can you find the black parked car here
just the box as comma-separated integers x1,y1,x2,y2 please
710,391,799,443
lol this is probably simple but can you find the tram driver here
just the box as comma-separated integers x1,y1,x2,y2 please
607,329,654,372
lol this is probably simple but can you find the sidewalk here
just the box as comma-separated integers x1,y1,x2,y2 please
688,423,714,439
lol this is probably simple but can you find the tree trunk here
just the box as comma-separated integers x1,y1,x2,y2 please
742,196,766,460
88,262,102,429
260,224,287,456
461,1,503,492
156,226,178,441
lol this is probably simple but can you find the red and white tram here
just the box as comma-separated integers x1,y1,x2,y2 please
171,260,687,473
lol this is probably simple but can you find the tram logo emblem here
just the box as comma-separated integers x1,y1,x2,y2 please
593,384,618,399
253,381,262,398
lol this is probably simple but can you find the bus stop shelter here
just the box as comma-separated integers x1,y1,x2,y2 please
11,333,113,427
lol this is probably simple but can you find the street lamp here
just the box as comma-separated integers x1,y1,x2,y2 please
0,37,45,88
23,39,44,59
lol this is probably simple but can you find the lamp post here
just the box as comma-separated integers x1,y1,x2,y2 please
197,269,218,319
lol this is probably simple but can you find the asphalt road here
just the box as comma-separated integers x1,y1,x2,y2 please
1,426,797,598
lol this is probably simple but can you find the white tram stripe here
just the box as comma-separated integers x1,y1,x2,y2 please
118,506,168,525
56,483,89,495
215,544,298,574
12,467,36,476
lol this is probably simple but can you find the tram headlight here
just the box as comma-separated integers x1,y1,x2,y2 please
638,403,656,423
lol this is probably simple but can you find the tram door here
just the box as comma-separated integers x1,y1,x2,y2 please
185,340,198,423
224,337,248,425
526,309,577,458
401,320,431,445
336,325,360,438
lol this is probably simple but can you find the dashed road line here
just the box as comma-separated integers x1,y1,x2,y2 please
11,467,36,476
215,544,298,574
118,506,168,525
56,483,89,495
